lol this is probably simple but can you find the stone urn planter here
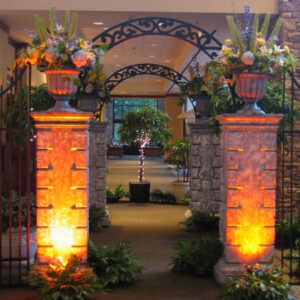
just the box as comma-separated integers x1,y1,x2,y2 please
78,95,99,113
234,72,269,115
44,69,80,112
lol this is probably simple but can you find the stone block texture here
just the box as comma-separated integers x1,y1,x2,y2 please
189,121,220,213
214,114,282,283
31,112,92,264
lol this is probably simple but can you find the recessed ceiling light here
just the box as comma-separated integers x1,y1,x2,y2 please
112,54,119,57
93,22,104,25
116,64,122,67
104,27,109,30
149,55,155,58
158,22,163,26
151,43,157,46
164,59,171,63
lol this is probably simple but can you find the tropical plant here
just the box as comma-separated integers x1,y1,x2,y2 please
150,189,176,204
88,240,144,288
106,184,130,203
275,217,300,248
202,5,296,93
221,263,296,300
164,138,189,183
180,212,219,233
171,237,223,275
27,255,104,300
181,191,191,205
15,7,105,70
89,205,106,232
118,106,172,183
1,191,36,232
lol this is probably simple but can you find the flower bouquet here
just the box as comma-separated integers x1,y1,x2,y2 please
203,6,296,114
15,7,107,112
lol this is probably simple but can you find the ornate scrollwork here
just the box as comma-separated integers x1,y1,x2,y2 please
92,17,222,59
105,63,189,92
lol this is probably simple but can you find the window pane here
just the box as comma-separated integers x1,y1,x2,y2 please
113,123,123,140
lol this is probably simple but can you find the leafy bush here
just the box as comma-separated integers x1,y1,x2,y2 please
1,191,36,232
27,255,104,300
181,191,191,205
275,217,300,248
89,205,105,232
221,264,296,300
171,237,223,275
180,212,219,233
88,240,144,288
150,189,176,204
106,184,130,203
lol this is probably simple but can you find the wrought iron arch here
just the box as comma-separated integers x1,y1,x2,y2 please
92,16,222,59
99,63,199,120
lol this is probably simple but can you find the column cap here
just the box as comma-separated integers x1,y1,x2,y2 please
31,111,93,123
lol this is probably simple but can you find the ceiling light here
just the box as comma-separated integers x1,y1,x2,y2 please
159,22,163,26
112,54,119,57
164,59,171,63
116,64,122,67
93,22,104,25
151,43,157,46
104,27,109,30
148,55,155,58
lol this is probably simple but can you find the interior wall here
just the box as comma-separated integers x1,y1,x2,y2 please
165,95,184,142
0,27,10,89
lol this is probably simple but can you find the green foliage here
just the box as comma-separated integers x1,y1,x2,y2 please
180,212,219,233
27,255,104,300
89,205,105,232
106,184,130,203
221,263,296,300
275,217,300,248
118,106,172,145
88,240,144,288
1,191,36,232
206,81,298,140
164,138,189,182
171,237,223,275
2,84,55,146
150,189,176,204
181,191,191,205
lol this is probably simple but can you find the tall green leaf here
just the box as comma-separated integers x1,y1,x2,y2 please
269,17,283,48
226,16,245,53
69,12,78,40
250,14,259,51
49,6,58,36
260,13,271,39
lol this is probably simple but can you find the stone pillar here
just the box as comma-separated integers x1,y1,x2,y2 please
214,114,282,283
189,121,220,213
104,102,113,139
31,112,92,264
89,121,107,209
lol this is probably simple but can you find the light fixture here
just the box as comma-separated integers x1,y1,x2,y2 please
93,21,104,25
148,55,155,58
164,59,171,63
116,64,122,67
151,43,157,46
112,54,119,58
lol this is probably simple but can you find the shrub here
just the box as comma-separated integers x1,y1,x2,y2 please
181,191,191,205
89,205,105,232
276,217,300,248
88,240,144,288
221,263,296,300
150,188,176,204
27,255,104,300
106,184,130,203
171,237,223,275
180,212,219,233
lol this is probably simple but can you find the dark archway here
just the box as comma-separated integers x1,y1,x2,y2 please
92,16,222,59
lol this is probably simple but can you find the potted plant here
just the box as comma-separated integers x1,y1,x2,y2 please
1,190,37,265
15,7,106,112
118,106,172,202
202,5,296,115
179,63,210,120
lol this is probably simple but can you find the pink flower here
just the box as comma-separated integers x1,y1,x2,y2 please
241,51,255,65
71,50,89,68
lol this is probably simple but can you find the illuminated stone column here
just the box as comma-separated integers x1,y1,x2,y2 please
214,114,282,283
31,112,92,264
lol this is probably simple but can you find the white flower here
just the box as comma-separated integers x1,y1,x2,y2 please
241,51,255,65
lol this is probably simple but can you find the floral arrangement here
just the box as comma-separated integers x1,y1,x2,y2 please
15,7,105,71
203,6,296,91
221,263,296,300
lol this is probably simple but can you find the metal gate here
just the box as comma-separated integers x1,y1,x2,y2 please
0,65,35,286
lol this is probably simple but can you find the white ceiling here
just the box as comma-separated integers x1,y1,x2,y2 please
0,10,229,96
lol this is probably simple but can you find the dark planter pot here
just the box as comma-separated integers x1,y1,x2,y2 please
144,147,162,157
129,182,151,203
234,72,269,115
79,96,99,113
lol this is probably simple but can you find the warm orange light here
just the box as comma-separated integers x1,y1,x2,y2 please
32,111,92,264
47,89,74,95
